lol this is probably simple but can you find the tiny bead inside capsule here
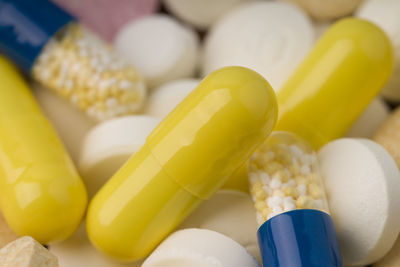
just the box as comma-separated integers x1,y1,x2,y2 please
248,131,330,225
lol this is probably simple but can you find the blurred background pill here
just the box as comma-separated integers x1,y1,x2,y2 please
163,0,252,30
281,0,365,21
202,1,314,91
374,107,400,169
51,0,159,41
115,15,199,89
346,97,390,138
145,79,200,120
356,0,400,103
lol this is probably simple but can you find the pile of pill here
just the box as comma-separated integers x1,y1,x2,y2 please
1,0,400,266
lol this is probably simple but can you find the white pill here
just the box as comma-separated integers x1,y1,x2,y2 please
33,84,96,164
356,0,400,102
79,115,160,198
145,79,200,120
115,15,199,89
142,229,260,267
281,0,364,21
163,0,251,30
180,190,260,263
202,1,314,91
347,97,390,138
50,223,142,267
318,138,400,266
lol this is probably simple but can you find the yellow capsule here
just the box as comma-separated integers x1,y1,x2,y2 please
86,66,278,262
0,57,87,244
276,18,394,149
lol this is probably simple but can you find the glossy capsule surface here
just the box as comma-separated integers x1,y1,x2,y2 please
0,57,87,244
86,66,278,261
276,18,394,149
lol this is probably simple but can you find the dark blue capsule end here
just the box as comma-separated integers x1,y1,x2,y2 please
258,209,343,267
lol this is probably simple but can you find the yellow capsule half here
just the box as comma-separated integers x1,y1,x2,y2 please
86,66,278,261
0,57,87,244
276,18,394,149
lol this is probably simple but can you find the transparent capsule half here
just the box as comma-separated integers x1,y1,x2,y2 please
249,131,330,225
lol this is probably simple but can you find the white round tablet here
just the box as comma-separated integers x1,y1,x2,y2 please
180,190,260,263
33,84,96,164
79,115,160,198
145,79,200,120
202,1,314,91
163,0,251,30
356,0,400,102
50,223,143,267
318,138,400,266
142,229,260,267
346,97,390,138
114,15,199,89
281,0,364,21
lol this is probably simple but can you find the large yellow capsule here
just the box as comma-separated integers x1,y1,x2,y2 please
86,66,278,261
276,18,394,149
0,57,87,244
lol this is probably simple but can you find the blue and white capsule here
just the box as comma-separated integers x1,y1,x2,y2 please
248,131,343,267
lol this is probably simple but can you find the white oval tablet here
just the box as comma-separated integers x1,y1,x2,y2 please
79,115,160,198
145,79,200,120
318,138,400,266
281,0,364,21
163,0,251,30
33,84,96,164
180,190,260,263
356,0,400,102
346,97,390,138
50,223,143,267
202,1,314,91
142,229,260,267
114,15,199,89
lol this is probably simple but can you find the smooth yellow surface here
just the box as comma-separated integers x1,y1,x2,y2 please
276,18,394,149
87,66,278,261
0,57,87,244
